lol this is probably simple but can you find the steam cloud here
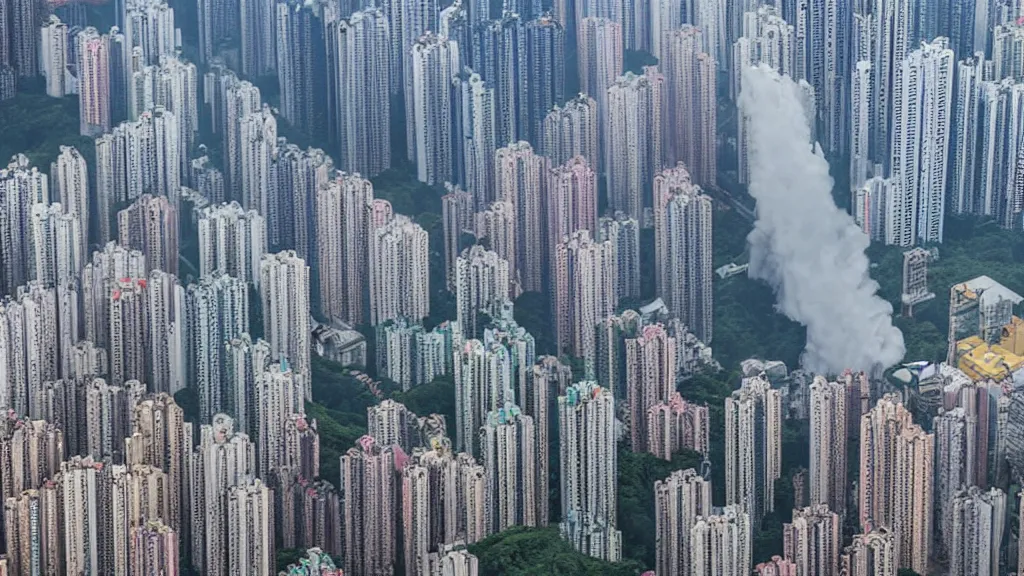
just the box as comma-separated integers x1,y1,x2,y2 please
738,65,905,374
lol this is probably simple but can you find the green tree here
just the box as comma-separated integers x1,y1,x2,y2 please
469,526,646,576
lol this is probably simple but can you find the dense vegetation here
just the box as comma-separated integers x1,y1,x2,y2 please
468,526,646,576
0,86,95,169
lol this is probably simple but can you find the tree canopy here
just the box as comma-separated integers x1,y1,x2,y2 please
468,526,646,576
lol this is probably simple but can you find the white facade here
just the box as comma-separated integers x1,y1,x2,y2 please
689,506,752,576
725,374,781,526
887,38,954,246
40,15,69,97
411,33,459,185
259,251,311,396
370,215,430,326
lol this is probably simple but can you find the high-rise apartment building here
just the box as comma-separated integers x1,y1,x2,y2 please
330,8,392,177
40,16,69,97
527,355,569,524
108,278,150,387
453,339,514,456
0,155,49,295
124,392,193,534
948,486,1005,576
317,173,374,324
274,471,340,555
29,203,82,287
783,505,841,576
0,283,58,416
887,38,954,246
647,392,710,459
606,68,665,221
367,399,421,455
951,77,1024,228
190,414,257,575
553,230,616,375
369,215,430,326
61,455,115,575
401,442,488,576
186,273,249,421
558,381,620,560
653,163,713,343
725,374,782,526
239,0,275,75
273,145,333,263
934,406,969,554
663,26,717,186
412,33,460,185
124,0,177,64
224,334,272,438
547,156,598,275
96,107,182,211
597,212,640,301
840,529,897,576
239,107,278,233
51,146,89,257
474,201,517,289
442,185,476,290
377,319,461,391
859,394,933,574
118,194,178,277
276,0,325,140
541,94,600,172
654,468,712,576
578,17,622,157
455,245,511,338
254,360,305,476
341,435,399,576
196,202,267,286
793,0,850,154
0,414,64,500
225,478,274,575
690,505,752,576
626,324,675,452
399,0,442,158
452,71,497,207
147,270,186,395
4,482,63,575
850,60,874,190
476,14,529,146
259,251,311,396
81,242,146,349
496,141,548,292
480,403,537,532
131,520,179,575
809,377,847,517
526,14,566,141
733,6,797,183
77,27,111,136
853,177,895,242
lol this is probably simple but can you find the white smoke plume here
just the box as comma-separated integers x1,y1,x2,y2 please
738,65,905,374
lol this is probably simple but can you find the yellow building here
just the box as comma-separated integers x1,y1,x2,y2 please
954,336,1024,382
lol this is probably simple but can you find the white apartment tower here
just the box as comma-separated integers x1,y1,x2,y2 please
40,16,69,97
605,69,665,222
653,164,714,343
553,230,617,376
455,245,511,338
332,8,392,177
259,251,311,397
654,468,712,576
196,202,267,287
558,381,620,561
186,273,249,422
190,414,257,575
690,505,752,576
317,173,374,325
412,33,460,186
809,377,847,517
887,38,954,246
370,215,430,326
725,374,782,527
480,403,537,532
663,26,717,186
52,146,90,257
541,94,600,173
496,141,549,293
